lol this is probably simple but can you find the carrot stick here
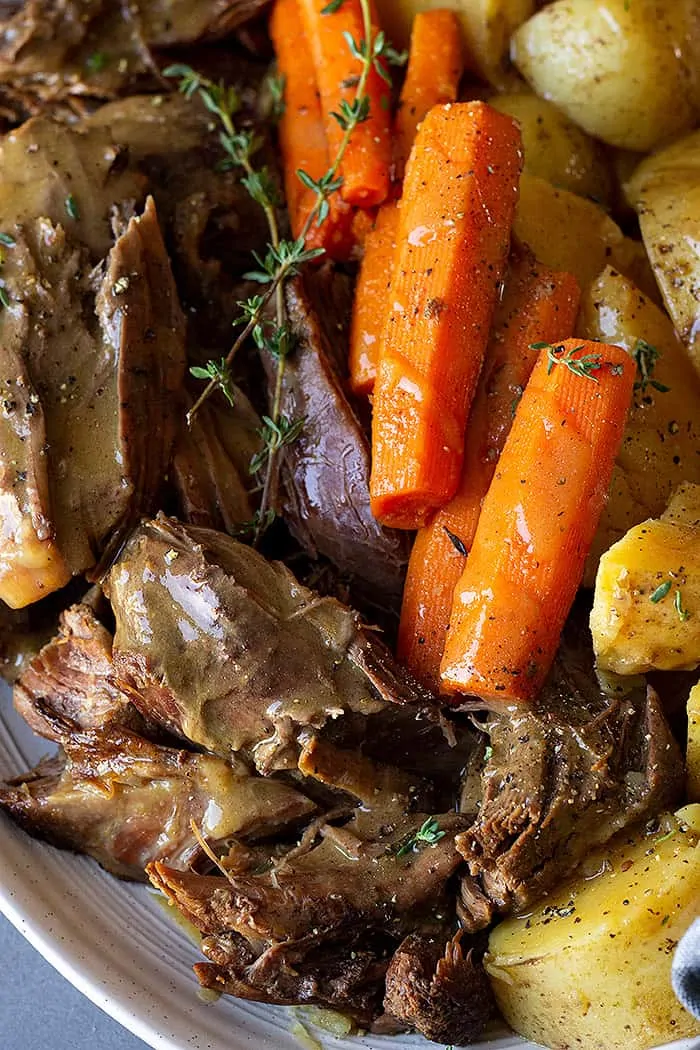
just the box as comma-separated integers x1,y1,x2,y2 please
393,10,464,185
298,0,392,208
369,102,522,529
270,0,354,260
349,200,400,395
440,338,635,704
398,253,580,691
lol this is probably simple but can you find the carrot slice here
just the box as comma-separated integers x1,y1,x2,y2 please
398,253,580,691
298,0,392,207
440,338,635,704
270,0,354,259
393,10,464,185
349,200,400,395
369,102,522,529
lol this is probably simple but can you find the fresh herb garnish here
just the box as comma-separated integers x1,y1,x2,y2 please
167,1,401,543
483,744,494,761
444,526,468,556
632,338,669,394
85,51,108,74
674,588,690,622
189,359,236,408
650,580,672,604
65,194,80,220
396,818,446,857
532,342,602,382
655,829,676,844
0,232,15,247
0,286,10,309
249,415,306,477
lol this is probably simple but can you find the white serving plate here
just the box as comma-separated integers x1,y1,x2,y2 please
0,683,697,1050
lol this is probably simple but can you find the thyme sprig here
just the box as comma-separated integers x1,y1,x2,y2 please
531,342,602,383
167,0,402,541
396,818,446,857
632,338,670,394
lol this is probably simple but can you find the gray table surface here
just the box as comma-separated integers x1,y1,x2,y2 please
1,913,147,1050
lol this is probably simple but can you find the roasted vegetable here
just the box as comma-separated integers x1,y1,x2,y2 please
512,0,700,151
486,806,700,1050
373,0,534,87
579,266,700,578
591,483,700,674
625,129,700,375
491,93,611,205
514,174,643,294
441,340,635,704
689,682,700,803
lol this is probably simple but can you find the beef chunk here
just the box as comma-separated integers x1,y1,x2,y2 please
0,118,185,608
107,517,434,773
382,931,495,1044
171,394,262,534
13,603,138,741
0,1,271,126
457,645,684,926
268,278,411,603
0,722,314,879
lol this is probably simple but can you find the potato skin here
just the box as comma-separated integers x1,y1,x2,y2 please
486,808,700,1050
626,131,700,376
579,266,700,580
512,0,700,151
491,93,611,204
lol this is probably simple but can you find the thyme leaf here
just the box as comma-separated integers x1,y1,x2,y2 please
189,359,236,408
534,342,602,382
674,588,690,622
650,580,672,604
396,818,446,857
632,338,669,394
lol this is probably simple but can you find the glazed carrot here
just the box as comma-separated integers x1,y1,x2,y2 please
298,0,392,207
398,254,580,691
369,102,523,529
393,10,464,184
440,339,635,705
270,0,354,259
349,200,400,395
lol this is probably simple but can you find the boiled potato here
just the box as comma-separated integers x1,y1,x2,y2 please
590,484,700,674
689,682,700,803
626,130,700,376
491,93,611,204
486,807,700,1050
580,266,700,578
515,175,658,295
512,0,700,151
373,0,534,86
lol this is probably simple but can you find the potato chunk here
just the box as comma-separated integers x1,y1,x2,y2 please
512,0,700,151
626,130,700,376
579,266,700,579
486,808,700,1050
689,682,700,803
491,94,611,204
590,485,700,674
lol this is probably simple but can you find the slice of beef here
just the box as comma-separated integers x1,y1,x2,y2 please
267,278,411,604
13,603,140,741
457,645,684,927
0,723,315,879
0,1,271,128
171,393,262,533
0,116,185,607
87,92,270,342
382,931,495,1045
106,516,434,773
195,927,392,1026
